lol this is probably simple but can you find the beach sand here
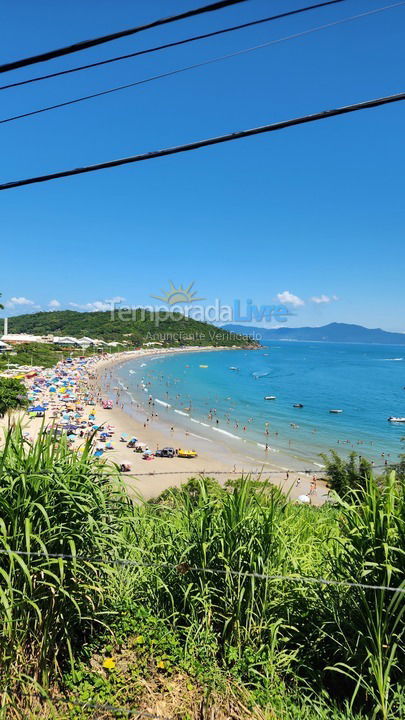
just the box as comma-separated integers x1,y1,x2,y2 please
0,348,330,506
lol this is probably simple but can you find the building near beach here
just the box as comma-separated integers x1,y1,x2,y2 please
1,333,48,344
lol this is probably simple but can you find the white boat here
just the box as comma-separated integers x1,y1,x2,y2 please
388,416,405,423
229,366,239,371
329,409,343,414
264,395,277,400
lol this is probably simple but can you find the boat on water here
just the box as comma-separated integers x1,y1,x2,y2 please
388,416,405,423
293,403,304,408
329,409,343,414
229,366,239,371
264,395,277,400
200,364,208,368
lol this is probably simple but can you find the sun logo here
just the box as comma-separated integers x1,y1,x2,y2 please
151,281,205,305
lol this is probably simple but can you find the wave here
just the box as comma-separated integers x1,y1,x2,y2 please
256,442,277,453
188,432,212,442
155,398,171,408
212,427,242,440
252,370,271,379
174,409,189,416
380,358,404,361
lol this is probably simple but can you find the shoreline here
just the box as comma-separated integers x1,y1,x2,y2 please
1,346,330,506
93,348,329,505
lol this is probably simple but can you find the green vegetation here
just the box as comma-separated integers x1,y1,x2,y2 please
0,378,28,417
0,430,403,719
8,310,256,347
0,341,120,371
320,450,373,496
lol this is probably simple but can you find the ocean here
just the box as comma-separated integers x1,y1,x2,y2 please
112,341,405,467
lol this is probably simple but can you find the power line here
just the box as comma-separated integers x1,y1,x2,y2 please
0,549,404,593
18,690,171,720
0,0,347,92
0,0,246,74
124,470,325,476
3,2,403,127
56,698,171,719
1,91,404,191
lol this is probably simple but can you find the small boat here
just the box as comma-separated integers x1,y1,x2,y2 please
200,364,208,368
264,396,277,400
293,403,304,408
329,409,343,414
229,366,239,371
388,416,405,423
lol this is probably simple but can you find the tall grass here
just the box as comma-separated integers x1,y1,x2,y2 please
324,471,405,720
0,429,403,719
0,426,134,692
125,475,404,718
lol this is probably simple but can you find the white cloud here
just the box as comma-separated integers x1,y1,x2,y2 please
105,296,125,304
5,296,35,308
48,299,61,308
310,294,339,304
69,300,114,312
277,290,304,307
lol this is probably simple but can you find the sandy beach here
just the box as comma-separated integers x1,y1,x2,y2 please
0,347,330,505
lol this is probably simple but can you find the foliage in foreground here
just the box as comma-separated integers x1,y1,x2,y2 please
0,428,134,690
0,430,403,719
0,378,28,417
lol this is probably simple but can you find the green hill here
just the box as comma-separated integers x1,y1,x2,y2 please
7,310,256,348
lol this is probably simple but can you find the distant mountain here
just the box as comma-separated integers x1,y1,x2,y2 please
223,322,405,345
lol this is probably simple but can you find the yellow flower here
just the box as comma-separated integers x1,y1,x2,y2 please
103,657,116,669
157,660,166,669
134,635,145,644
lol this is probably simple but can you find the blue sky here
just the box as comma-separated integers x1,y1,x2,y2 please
1,0,404,330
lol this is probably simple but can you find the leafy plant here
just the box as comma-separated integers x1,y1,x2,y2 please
0,377,28,417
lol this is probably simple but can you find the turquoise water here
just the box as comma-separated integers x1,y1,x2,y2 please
114,342,405,465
